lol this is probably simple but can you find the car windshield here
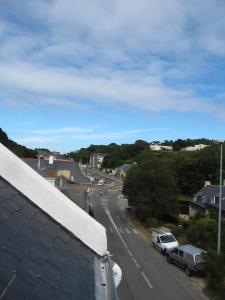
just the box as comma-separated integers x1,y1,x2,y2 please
195,253,205,264
160,235,176,243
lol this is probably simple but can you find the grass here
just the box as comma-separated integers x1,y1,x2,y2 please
124,209,150,239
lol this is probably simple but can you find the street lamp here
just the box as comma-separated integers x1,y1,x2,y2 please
217,142,223,256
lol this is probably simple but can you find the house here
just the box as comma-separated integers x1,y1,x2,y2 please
23,158,91,213
23,157,90,185
149,144,161,151
0,143,121,299
149,144,173,151
189,182,225,218
89,153,107,169
182,144,209,151
117,164,132,178
36,149,64,160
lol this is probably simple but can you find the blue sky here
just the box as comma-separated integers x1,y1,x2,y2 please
1,0,225,153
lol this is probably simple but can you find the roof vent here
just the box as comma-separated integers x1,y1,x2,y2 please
49,155,54,164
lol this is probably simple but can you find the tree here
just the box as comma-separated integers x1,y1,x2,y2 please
186,217,217,249
0,128,37,158
123,158,178,223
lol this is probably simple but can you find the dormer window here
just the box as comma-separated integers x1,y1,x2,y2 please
215,196,219,204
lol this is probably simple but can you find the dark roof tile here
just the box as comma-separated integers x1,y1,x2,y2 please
0,175,104,299
5,274,36,300
0,206,11,221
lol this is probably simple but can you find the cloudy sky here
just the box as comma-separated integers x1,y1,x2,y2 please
1,0,225,152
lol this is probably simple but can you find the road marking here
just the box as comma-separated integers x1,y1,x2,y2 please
141,272,153,289
125,228,131,234
132,257,140,269
132,229,138,234
119,228,124,234
104,207,154,289
105,208,132,256
109,227,113,233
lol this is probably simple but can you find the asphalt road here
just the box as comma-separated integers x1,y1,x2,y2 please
88,176,208,300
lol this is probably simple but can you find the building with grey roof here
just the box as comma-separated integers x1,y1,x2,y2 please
23,158,90,184
189,183,225,217
0,143,121,299
117,164,132,178
89,153,107,169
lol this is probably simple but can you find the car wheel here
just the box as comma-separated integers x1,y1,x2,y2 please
161,248,166,255
167,255,173,264
185,267,192,276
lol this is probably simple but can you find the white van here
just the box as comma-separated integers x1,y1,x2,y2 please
152,227,178,255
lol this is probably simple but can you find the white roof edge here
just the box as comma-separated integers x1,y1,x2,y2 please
0,143,107,256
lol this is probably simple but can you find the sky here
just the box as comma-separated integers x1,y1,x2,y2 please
0,0,225,153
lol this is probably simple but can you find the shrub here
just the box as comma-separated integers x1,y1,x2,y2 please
186,217,217,250
206,250,225,298
146,217,159,229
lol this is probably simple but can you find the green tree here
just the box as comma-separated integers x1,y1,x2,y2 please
0,128,37,158
186,217,217,249
123,158,178,223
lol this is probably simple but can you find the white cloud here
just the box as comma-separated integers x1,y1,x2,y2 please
31,127,93,135
16,135,60,146
0,0,225,119
0,60,224,119
74,128,172,140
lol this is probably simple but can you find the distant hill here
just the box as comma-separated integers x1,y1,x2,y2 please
66,138,215,168
0,128,37,158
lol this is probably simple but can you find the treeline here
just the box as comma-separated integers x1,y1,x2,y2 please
0,128,37,158
67,138,215,168
123,144,225,224
66,140,149,167
162,138,215,151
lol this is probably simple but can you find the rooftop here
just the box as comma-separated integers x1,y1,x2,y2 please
0,176,98,299
0,143,118,299
23,158,90,184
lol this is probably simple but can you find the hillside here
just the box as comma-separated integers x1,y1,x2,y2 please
0,128,37,158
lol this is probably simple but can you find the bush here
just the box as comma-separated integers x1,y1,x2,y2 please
206,250,225,298
163,223,178,235
186,217,217,249
146,217,159,229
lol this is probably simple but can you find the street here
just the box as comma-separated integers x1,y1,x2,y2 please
88,174,208,300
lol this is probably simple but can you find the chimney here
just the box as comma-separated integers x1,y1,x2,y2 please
204,181,211,187
37,158,41,171
49,155,54,165
59,177,63,190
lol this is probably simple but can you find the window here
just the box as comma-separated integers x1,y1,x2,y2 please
179,250,183,257
172,248,178,254
160,234,176,243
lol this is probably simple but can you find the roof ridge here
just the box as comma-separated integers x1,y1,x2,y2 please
0,143,107,256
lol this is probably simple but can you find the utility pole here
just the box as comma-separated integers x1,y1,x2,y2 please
217,142,223,256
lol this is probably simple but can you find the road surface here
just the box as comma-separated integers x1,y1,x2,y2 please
87,170,208,300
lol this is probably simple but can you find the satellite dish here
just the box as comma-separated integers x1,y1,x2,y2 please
112,262,122,288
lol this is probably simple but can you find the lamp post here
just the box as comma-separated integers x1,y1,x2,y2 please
217,142,223,256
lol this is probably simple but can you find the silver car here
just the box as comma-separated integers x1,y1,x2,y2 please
167,244,206,276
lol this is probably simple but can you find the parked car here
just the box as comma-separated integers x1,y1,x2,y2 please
152,227,179,255
167,244,206,276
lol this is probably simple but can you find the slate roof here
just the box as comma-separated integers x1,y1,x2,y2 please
0,176,99,300
118,164,132,172
191,185,225,212
62,188,87,211
23,159,90,184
